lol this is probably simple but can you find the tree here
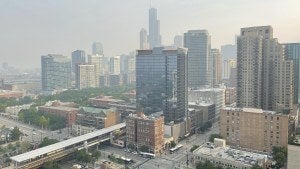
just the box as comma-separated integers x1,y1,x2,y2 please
272,146,287,168
127,143,135,151
42,160,61,169
139,145,149,152
39,115,47,129
251,164,263,169
76,149,92,164
10,127,22,141
209,134,222,142
91,150,101,161
170,141,176,148
196,161,216,169
39,137,58,148
190,145,200,152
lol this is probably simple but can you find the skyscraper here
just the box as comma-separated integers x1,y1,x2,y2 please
174,35,183,47
41,54,71,91
284,43,300,103
75,64,96,89
136,47,188,123
211,49,222,87
87,54,103,87
148,8,161,49
92,42,103,55
71,50,86,72
237,26,294,112
139,28,148,49
109,56,120,75
184,30,211,88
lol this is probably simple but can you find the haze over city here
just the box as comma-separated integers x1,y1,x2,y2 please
0,0,300,68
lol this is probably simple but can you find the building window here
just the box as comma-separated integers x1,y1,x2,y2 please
277,117,279,120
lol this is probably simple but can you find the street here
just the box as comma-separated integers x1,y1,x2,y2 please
0,116,70,144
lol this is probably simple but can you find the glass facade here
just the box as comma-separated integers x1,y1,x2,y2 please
285,43,300,103
136,47,187,123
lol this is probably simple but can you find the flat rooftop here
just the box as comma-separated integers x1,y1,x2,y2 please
39,105,78,112
223,107,278,115
194,144,269,167
10,123,125,163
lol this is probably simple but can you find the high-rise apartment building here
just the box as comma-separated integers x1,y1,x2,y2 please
211,49,222,87
75,64,96,89
140,28,148,49
284,43,300,103
136,47,188,123
237,26,294,112
110,56,121,75
174,35,183,47
220,107,289,153
148,8,161,48
223,59,236,79
184,30,211,88
92,42,103,55
126,112,164,154
41,54,71,91
71,50,86,72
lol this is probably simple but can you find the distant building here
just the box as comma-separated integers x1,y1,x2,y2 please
41,54,71,91
71,50,86,72
229,67,237,88
173,35,183,47
184,30,211,88
189,88,225,118
38,101,78,127
221,44,237,61
225,87,237,106
189,102,215,131
211,49,222,87
126,112,164,154
284,43,300,103
75,64,97,89
140,28,148,49
0,90,23,99
77,107,121,129
136,47,188,123
92,42,103,55
220,107,289,152
110,56,121,75
3,82,41,94
222,59,236,80
148,8,161,48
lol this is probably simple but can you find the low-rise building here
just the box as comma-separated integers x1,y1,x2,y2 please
189,88,225,118
192,139,273,169
38,102,78,127
220,107,289,153
71,124,96,136
77,107,121,129
89,96,136,120
126,112,164,155
0,90,23,99
189,102,215,130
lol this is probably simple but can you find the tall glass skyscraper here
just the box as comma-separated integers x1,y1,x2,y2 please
184,30,211,88
148,8,161,49
71,50,86,72
284,43,300,103
136,47,187,123
41,54,71,91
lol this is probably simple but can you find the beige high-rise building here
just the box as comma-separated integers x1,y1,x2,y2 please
75,64,97,89
110,56,121,75
220,107,289,153
237,26,294,112
126,112,164,155
223,59,236,79
140,28,148,49
211,49,222,87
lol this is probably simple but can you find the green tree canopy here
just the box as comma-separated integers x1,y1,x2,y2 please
10,127,22,141
39,137,58,148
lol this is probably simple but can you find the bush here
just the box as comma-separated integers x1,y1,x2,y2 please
190,145,200,152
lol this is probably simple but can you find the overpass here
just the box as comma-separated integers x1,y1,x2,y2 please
10,123,126,169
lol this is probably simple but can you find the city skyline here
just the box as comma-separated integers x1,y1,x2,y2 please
0,0,300,68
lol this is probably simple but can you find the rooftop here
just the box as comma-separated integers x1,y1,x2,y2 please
194,144,269,167
223,107,279,115
39,105,78,112
79,106,116,115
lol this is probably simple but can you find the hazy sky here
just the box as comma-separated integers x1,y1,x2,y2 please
0,0,299,69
